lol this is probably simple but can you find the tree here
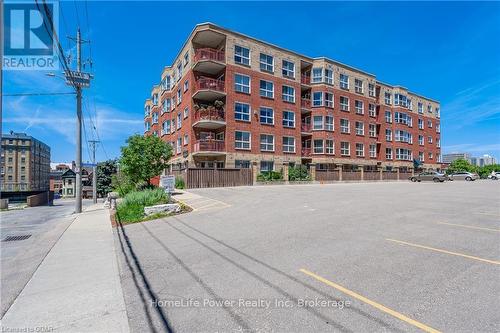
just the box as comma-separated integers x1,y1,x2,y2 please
477,164,500,178
446,158,477,174
120,134,173,186
96,159,118,197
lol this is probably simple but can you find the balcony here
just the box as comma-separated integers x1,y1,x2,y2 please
193,107,226,129
193,48,226,75
301,98,311,112
193,77,226,101
301,148,312,157
192,140,226,156
301,123,312,135
301,74,311,86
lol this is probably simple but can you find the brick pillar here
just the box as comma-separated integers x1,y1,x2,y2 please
360,166,364,181
337,164,343,181
309,163,316,181
379,166,383,180
252,161,258,185
282,162,289,183
396,167,400,180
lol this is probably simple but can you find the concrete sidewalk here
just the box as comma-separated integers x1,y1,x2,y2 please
1,204,129,332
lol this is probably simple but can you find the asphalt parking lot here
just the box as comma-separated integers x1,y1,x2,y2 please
115,181,500,333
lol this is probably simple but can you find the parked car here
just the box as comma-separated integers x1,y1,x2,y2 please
409,171,448,182
487,172,500,180
448,171,479,181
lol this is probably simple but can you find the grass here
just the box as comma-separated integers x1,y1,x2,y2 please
116,188,170,224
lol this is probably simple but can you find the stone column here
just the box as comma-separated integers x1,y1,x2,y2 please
309,163,316,181
337,164,343,181
282,161,289,184
360,165,364,181
252,161,258,185
379,166,383,180
411,167,415,176
396,167,400,181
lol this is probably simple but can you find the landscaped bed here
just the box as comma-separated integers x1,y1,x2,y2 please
115,188,191,224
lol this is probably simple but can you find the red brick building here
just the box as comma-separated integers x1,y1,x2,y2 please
144,23,441,174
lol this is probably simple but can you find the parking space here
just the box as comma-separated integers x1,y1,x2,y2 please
116,181,500,332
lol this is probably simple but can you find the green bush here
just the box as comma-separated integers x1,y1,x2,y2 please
288,165,311,181
257,170,283,181
111,172,135,197
175,176,185,189
116,188,169,223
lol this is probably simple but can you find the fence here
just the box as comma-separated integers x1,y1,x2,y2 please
382,171,398,180
399,172,412,180
342,170,362,181
315,170,340,181
172,168,253,189
363,171,380,181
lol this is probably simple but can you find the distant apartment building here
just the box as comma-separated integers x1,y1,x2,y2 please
471,154,497,167
1,132,50,192
442,153,471,164
144,23,442,174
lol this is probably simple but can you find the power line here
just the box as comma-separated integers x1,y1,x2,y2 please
3,92,76,96
73,0,81,28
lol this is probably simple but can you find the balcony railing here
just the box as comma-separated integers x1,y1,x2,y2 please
195,77,225,92
301,123,312,132
301,75,311,85
301,148,312,157
193,108,225,122
194,48,225,63
301,98,311,109
193,140,225,153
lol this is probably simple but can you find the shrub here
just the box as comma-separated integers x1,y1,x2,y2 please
175,176,185,189
116,188,169,223
257,170,283,181
111,172,135,197
288,165,310,181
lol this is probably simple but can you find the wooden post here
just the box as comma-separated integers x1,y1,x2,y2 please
309,163,316,181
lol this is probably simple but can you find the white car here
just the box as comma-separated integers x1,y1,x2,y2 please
487,172,500,180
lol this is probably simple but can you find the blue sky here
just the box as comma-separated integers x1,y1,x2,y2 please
4,1,500,163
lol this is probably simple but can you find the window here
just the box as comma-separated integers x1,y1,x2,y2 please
340,119,350,133
260,161,274,172
325,115,334,131
152,93,158,105
428,136,433,143
356,143,364,157
313,115,323,130
152,112,158,124
313,92,323,107
177,89,182,104
259,53,274,72
386,129,392,141
384,92,392,105
282,85,295,103
260,80,274,98
340,96,349,111
183,80,189,92
428,104,433,113
435,107,440,118
394,94,408,107
355,79,363,94
386,148,393,159
419,152,424,162
234,74,250,93
184,52,189,67
355,100,364,114
235,45,250,65
418,102,423,114
369,124,376,137
368,103,376,117
144,105,150,117
436,123,441,133
340,74,349,89
312,68,322,83
395,112,412,126
369,144,376,158
235,102,250,121
260,134,274,151
163,120,171,134
177,63,182,80
368,83,375,97
282,110,295,128
260,107,274,125
184,107,189,119
166,99,172,112
177,138,182,154
235,160,251,168
428,152,433,159
355,121,364,135
325,69,334,84
145,121,151,132
396,148,412,161
325,92,334,108
177,113,182,129
235,131,251,149
427,120,433,128
395,130,412,143
340,142,350,156
385,110,392,123
283,136,295,153
325,139,334,154
419,135,424,146
313,139,324,154
282,60,295,78
183,134,189,145
418,119,424,129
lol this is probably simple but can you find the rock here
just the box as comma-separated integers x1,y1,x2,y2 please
144,203,181,216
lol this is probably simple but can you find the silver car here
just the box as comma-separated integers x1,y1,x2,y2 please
409,171,448,182
449,171,479,181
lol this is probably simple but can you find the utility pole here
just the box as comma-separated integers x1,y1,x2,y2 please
66,28,92,213
89,140,99,204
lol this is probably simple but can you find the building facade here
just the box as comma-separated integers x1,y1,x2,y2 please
442,153,471,164
144,23,442,174
1,132,51,192
471,154,497,167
